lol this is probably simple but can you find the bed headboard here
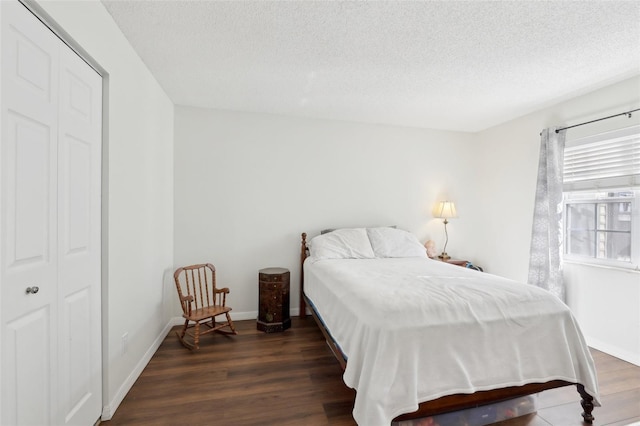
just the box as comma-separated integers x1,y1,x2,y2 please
299,232,308,318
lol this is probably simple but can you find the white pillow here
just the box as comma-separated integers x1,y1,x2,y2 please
367,227,427,258
308,228,375,260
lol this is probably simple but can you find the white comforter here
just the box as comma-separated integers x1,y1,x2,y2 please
304,257,600,426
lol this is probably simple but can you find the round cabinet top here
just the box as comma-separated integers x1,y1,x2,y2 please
259,267,289,275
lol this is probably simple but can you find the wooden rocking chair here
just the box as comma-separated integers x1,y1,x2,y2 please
174,263,237,349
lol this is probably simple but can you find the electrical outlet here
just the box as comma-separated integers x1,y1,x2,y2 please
121,332,128,355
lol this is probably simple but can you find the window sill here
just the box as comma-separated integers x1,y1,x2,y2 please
563,259,640,274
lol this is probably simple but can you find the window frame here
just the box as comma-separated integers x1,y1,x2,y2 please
563,190,639,270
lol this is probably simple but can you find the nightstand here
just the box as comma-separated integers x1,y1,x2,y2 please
434,258,483,271
257,267,291,333
439,258,469,267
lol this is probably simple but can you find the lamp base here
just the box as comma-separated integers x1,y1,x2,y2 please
438,253,451,260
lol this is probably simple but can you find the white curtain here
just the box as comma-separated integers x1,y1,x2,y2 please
528,127,566,301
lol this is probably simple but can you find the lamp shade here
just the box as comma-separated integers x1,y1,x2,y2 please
434,201,457,219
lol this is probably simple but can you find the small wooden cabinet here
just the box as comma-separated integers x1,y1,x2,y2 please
257,267,291,333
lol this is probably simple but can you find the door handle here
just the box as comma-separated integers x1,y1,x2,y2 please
25,286,39,294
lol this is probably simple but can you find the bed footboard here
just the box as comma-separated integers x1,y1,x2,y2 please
393,381,594,423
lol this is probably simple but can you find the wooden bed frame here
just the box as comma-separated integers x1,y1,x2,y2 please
298,232,595,423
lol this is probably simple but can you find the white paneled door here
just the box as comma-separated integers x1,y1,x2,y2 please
1,2,102,425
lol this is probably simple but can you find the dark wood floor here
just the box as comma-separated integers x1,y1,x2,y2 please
104,317,640,426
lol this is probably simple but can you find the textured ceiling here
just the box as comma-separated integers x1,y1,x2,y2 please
101,1,640,132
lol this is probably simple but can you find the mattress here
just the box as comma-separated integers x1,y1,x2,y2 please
304,256,600,426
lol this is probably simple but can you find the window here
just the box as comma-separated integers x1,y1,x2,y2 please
565,190,637,266
563,125,640,270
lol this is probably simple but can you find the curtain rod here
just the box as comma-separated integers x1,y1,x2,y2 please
553,108,640,134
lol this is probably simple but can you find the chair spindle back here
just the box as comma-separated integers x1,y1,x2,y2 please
174,263,217,314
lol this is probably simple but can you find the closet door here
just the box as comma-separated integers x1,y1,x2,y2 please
0,2,102,425
1,3,60,424
57,27,103,426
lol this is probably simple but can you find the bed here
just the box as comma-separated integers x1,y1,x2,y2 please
298,227,599,426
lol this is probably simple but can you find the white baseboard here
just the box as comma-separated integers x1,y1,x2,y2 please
169,307,303,326
586,335,640,367
170,310,262,324
171,309,301,323
230,309,301,320
230,310,259,321
101,319,175,420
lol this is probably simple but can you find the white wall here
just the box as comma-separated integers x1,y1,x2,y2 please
472,76,640,365
565,263,640,365
174,106,476,318
31,0,175,418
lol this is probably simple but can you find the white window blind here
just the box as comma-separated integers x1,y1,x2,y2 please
563,125,640,191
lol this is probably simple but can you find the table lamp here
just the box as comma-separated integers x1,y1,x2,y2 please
434,201,457,260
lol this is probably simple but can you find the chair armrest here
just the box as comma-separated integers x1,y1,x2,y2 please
179,295,194,315
214,288,230,306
